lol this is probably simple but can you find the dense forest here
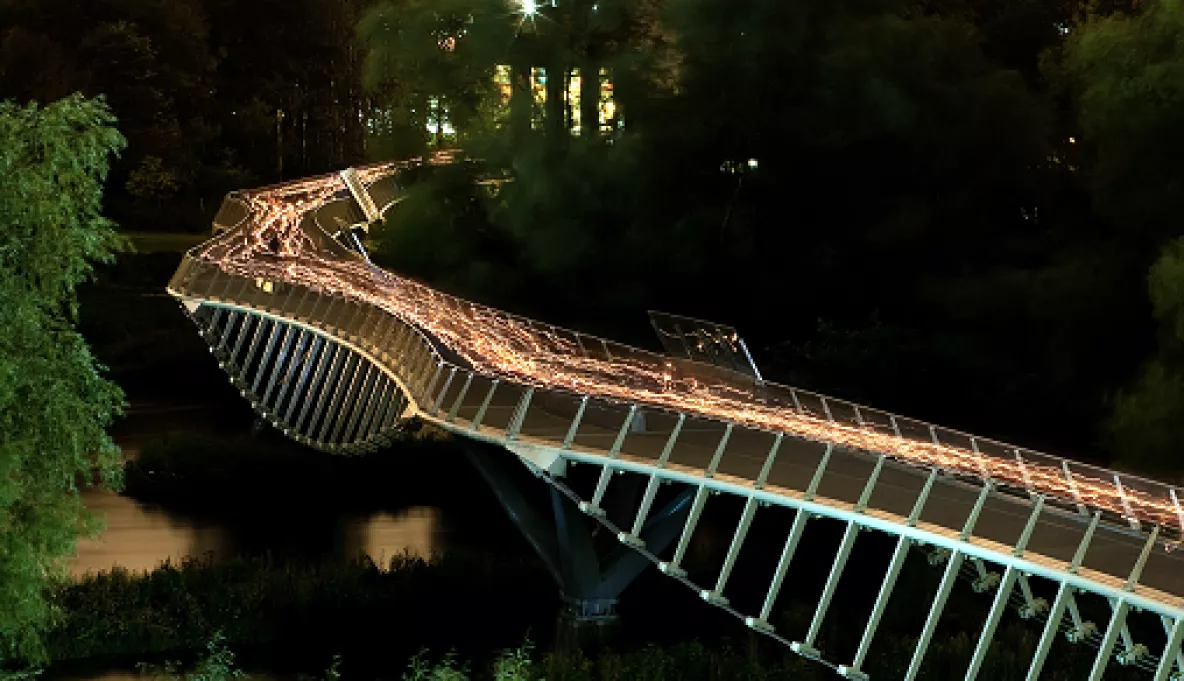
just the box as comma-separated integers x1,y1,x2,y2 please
4,0,1184,477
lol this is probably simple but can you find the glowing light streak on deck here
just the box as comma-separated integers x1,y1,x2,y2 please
192,161,1182,541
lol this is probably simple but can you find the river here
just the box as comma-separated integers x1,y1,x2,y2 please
47,400,464,680
72,401,457,580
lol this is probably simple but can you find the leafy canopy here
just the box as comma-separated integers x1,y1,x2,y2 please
0,93,126,666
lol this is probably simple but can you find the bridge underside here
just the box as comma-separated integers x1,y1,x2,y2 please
186,299,413,454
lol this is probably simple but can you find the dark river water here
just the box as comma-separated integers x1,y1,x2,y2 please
72,402,456,580
50,402,461,680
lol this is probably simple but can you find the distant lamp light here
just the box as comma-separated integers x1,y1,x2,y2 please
1068,136,1076,144
747,158,759,169
520,0,539,15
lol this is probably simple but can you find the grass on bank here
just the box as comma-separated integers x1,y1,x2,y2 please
128,633,820,681
47,552,555,667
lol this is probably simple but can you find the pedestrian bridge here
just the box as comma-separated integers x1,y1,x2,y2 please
169,159,1184,680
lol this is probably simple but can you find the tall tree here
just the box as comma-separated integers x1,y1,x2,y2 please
1050,0,1184,473
0,94,126,665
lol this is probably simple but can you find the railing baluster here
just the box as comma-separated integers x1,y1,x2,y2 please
969,437,991,482
1026,581,1075,681
261,326,298,408
1070,511,1102,575
240,318,274,388
789,389,804,414
562,396,589,450
304,344,347,439
1086,600,1130,681
283,335,325,427
1155,617,1184,681
470,379,499,431
905,483,992,681
747,507,809,633
446,372,474,423
319,353,360,444
620,414,685,548
1125,525,1160,591
274,331,313,418
430,366,458,415
754,433,783,490
794,457,884,660
803,444,834,502
964,496,1046,681
356,377,392,440
1114,474,1141,530
1014,449,1036,498
328,359,369,444
422,361,445,406
228,314,256,368
1013,496,1045,558
702,494,759,605
250,322,287,396
794,520,858,660
1063,462,1091,517
505,386,534,440
296,344,340,435
840,534,910,679
705,422,734,477
842,476,940,679
1171,489,1184,540
216,310,238,352
585,405,640,514
659,484,708,579
344,364,381,443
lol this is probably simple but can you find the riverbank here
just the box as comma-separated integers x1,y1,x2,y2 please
48,551,555,671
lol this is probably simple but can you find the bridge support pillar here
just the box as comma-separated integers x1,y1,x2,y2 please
464,443,693,652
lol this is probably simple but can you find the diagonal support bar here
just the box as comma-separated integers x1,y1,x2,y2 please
795,521,860,658
1087,599,1131,681
748,508,810,632
660,485,710,578
1025,582,1073,681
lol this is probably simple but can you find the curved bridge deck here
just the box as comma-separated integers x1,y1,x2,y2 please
168,163,1184,681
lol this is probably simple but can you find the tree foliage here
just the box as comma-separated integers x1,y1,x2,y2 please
0,94,126,665
1052,0,1184,473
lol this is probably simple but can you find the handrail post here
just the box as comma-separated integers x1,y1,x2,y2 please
585,405,639,514
429,366,458,415
505,387,534,441
445,372,474,423
561,396,589,449
620,413,685,548
747,506,809,634
1063,461,1091,517
803,444,834,502
1114,474,1141,530
470,379,499,431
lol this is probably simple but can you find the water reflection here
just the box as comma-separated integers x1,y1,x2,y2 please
345,507,442,569
73,490,448,578
72,489,228,578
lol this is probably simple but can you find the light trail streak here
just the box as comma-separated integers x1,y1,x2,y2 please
190,160,1184,542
